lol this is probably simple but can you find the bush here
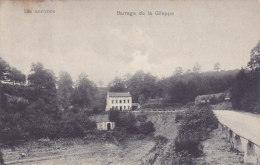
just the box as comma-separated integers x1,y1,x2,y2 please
0,112,28,145
154,135,168,145
175,139,202,157
139,121,155,135
175,111,184,123
59,110,96,138
174,105,218,157
108,111,155,135
22,99,61,139
109,110,120,123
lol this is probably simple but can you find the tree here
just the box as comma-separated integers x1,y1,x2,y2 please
138,94,146,105
192,63,201,73
27,63,57,103
248,40,260,70
169,81,190,104
72,73,97,108
126,70,160,103
231,68,260,113
174,67,183,76
231,69,247,109
97,80,104,87
57,72,73,110
186,69,192,74
0,57,10,82
214,63,221,72
109,77,127,92
7,67,26,85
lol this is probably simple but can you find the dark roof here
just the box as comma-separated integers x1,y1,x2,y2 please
195,92,224,100
108,92,131,97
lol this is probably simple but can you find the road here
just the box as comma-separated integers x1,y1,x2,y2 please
213,110,260,146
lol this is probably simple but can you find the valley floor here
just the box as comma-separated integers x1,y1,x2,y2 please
3,137,155,165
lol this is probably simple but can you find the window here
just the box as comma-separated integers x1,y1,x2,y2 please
124,106,126,109
116,100,118,103
116,106,118,110
128,99,130,103
112,100,114,104
128,106,130,109
123,100,126,103
120,100,122,104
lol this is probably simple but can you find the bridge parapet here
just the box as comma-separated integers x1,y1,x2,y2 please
218,123,260,165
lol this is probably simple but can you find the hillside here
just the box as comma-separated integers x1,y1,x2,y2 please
2,112,178,165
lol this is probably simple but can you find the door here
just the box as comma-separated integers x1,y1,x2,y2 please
107,123,111,131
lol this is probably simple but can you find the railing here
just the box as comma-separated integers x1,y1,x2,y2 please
219,122,260,165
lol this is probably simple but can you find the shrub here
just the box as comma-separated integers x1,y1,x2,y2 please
174,105,218,157
175,139,202,157
0,112,28,145
59,110,96,138
22,99,61,139
108,111,155,135
154,135,168,145
139,121,155,135
175,111,184,123
108,110,120,123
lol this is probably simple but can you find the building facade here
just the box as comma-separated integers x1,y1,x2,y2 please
105,92,132,111
89,113,115,131
97,122,115,131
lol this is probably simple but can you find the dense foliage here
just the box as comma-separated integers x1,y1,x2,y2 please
0,56,238,145
0,59,101,145
109,110,155,135
231,68,260,113
109,70,237,105
174,105,218,156
231,41,260,113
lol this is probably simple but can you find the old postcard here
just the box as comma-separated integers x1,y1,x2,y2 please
0,0,259,165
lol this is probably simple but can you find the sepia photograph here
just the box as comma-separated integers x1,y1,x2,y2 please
0,0,260,164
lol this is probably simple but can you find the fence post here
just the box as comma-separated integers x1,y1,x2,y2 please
244,140,257,165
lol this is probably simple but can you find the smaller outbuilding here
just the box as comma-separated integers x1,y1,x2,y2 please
97,122,115,131
194,92,230,105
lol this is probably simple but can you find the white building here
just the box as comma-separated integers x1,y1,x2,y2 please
105,92,132,111
90,113,115,131
97,122,115,131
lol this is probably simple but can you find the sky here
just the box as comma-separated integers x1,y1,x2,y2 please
0,0,260,85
